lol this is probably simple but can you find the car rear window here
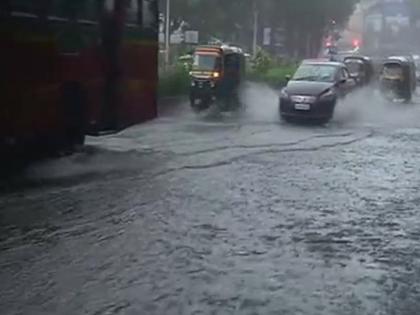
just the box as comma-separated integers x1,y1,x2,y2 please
52,0,101,20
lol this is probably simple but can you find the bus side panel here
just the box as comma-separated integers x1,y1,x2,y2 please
0,14,104,148
120,40,158,127
53,20,105,135
74,44,106,135
115,0,158,130
0,21,64,145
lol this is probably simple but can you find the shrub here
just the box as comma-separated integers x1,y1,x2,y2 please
251,48,272,74
264,65,297,87
159,65,190,97
246,48,298,87
247,64,297,88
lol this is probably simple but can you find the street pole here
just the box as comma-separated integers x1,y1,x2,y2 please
165,0,171,67
252,2,258,56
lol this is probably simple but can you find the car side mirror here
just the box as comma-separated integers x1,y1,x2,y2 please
285,74,291,81
339,78,347,84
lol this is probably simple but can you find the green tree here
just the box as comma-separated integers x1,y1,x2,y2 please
408,0,420,22
162,0,359,56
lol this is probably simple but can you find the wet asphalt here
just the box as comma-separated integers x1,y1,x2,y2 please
2,83,420,314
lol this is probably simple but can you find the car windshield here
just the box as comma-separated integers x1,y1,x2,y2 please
193,54,221,71
292,64,337,82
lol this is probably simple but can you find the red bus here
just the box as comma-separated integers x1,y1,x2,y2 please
0,0,158,154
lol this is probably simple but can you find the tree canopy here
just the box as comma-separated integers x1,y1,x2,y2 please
161,0,359,57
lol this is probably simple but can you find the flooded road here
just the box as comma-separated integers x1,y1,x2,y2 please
2,83,420,314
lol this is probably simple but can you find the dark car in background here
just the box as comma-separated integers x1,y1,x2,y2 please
279,60,356,124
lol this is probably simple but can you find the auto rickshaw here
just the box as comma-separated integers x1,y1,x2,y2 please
343,56,374,87
412,54,420,83
379,56,416,103
189,44,245,111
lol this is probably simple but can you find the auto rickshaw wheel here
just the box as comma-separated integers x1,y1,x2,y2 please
218,93,240,112
190,98,211,111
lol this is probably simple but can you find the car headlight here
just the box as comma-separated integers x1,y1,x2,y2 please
319,89,335,100
280,88,289,98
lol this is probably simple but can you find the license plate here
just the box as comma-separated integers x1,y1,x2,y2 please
294,103,310,110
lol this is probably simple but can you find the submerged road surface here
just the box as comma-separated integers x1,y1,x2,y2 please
2,84,420,314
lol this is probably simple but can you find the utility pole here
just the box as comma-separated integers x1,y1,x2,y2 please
165,0,171,67
252,1,259,56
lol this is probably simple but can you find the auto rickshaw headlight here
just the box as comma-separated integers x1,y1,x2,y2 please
213,72,220,78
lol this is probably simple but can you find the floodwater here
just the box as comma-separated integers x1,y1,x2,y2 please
1,83,420,314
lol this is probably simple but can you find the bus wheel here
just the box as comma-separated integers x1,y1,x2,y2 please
62,83,86,150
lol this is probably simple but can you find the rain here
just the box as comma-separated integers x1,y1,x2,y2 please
2,1,420,314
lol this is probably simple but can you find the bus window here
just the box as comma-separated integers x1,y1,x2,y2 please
126,0,138,25
10,0,38,13
142,0,157,31
10,0,51,19
0,1,11,16
84,0,103,21
137,0,142,26
104,0,114,13
52,0,100,21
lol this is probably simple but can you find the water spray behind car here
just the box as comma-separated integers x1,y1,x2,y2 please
334,86,420,129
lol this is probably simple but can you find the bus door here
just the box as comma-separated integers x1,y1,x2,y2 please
119,0,158,126
100,0,123,131
100,0,158,131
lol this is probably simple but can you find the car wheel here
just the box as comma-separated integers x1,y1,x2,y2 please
278,106,287,122
280,114,293,124
317,117,331,125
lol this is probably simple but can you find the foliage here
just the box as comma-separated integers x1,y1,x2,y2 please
162,0,359,55
160,0,255,41
247,65,297,87
264,66,298,86
158,64,190,96
252,48,272,74
409,0,420,19
247,49,298,88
